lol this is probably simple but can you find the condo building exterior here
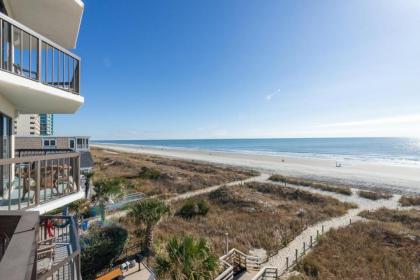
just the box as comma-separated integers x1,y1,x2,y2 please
13,113,54,136
14,113,41,135
0,1,85,279
40,113,54,135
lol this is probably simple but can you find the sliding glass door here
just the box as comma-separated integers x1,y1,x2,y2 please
0,114,11,197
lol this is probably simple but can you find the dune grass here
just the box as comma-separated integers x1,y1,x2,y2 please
358,190,393,200
92,147,259,198
269,174,352,196
294,221,420,280
150,182,356,256
359,207,420,235
399,195,420,206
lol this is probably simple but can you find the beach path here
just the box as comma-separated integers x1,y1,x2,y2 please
99,173,268,221
254,178,404,277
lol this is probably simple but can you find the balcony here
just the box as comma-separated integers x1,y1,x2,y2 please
0,212,81,280
0,12,83,114
0,152,84,214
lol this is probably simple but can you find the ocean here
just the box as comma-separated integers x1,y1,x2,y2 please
94,137,420,167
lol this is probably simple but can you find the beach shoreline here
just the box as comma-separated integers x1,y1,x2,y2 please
92,143,420,195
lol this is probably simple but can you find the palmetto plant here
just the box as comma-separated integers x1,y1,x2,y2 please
154,236,218,280
91,178,123,222
129,198,169,256
68,198,90,220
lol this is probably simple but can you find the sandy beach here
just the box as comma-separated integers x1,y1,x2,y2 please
92,143,420,194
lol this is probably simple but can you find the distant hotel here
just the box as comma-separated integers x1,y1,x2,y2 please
14,113,54,136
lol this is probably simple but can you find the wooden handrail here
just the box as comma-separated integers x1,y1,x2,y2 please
251,267,278,280
214,248,261,280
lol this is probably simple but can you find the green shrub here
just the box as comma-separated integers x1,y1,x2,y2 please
80,225,128,280
178,199,210,219
138,166,161,180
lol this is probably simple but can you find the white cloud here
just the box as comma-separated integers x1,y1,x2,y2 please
265,89,280,101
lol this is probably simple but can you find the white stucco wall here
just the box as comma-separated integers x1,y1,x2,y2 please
0,93,16,119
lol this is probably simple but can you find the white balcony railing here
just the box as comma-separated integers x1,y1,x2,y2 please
0,12,80,94
0,152,81,211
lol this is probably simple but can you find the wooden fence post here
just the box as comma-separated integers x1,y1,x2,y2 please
286,257,289,269
303,242,306,254
310,235,313,247
295,249,298,263
322,225,324,234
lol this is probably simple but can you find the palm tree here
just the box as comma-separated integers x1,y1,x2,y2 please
84,172,94,199
68,198,90,221
91,178,122,222
129,198,169,256
154,235,218,280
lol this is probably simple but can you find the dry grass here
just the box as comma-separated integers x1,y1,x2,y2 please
269,174,352,196
295,222,420,280
92,147,259,198
294,207,420,280
148,182,356,257
399,195,420,206
358,190,393,200
359,207,420,236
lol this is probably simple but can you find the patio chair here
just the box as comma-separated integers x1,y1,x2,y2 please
37,237,56,275
37,248,54,275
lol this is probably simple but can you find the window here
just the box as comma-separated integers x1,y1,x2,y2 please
43,138,56,148
69,139,75,150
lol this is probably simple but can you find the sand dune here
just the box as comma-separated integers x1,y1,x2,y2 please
92,144,420,194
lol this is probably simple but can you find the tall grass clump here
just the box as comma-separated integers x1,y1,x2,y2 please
296,222,420,280
269,174,352,196
399,195,420,206
138,166,161,180
177,199,209,219
358,190,392,200
359,207,420,234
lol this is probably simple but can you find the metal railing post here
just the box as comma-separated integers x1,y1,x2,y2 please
8,165,12,210
0,19,3,68
76,154,81,192
38,39,42,81
9,24,13,72
35,160,40,205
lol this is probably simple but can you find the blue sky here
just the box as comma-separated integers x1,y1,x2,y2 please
55,0,420,139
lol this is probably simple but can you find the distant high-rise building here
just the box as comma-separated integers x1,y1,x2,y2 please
14,114,40,136
40,113,54,135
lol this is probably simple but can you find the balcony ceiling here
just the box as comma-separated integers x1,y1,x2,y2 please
3,0,84,49
0,71,84,114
